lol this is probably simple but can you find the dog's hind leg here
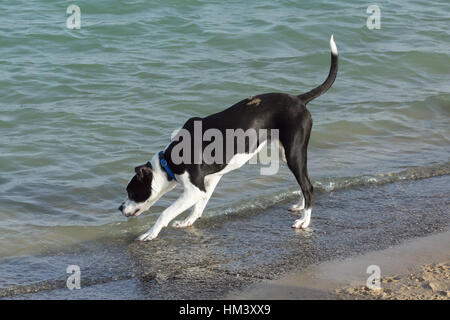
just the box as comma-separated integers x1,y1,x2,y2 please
172,175,221,228
278,138,305,212
288,194,305,212
287,151,313,229
284,118,314,229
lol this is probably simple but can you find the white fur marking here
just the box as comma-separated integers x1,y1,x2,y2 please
289,197,305,212
216,141,267,175
292,207,311,229
121,153,177,217
172,174,222,228
137,172,204,241
330,34,338,55
278,140,287,163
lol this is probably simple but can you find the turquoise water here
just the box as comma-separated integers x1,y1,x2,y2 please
0,0,449,257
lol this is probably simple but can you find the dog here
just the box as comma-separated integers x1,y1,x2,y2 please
119,36,338,241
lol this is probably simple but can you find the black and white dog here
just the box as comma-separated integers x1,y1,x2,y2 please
119,36,338,241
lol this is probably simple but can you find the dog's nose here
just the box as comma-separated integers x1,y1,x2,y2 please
118,204,124,211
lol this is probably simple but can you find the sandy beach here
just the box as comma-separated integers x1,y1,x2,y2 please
228,229,450,300
336,261,449,300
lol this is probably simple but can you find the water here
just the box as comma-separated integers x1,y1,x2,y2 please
0,0,449,261
2,175,449,298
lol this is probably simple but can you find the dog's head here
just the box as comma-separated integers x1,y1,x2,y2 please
119,162,154,217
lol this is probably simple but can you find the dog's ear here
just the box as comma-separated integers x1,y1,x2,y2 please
135,162,152,179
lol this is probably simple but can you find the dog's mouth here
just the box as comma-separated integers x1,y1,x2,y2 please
119,204,142,218
125,208,141,217
120,198,156,218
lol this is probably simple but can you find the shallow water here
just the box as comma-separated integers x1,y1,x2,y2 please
0,1,449,259
1,175,449,299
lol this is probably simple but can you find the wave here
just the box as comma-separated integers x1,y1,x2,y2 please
208,162,450,218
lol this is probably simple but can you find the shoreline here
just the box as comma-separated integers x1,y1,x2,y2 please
1,174,449,299
228,229,450,299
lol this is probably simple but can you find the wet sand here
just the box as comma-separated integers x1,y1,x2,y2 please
228,230,450,299
1,174,449,299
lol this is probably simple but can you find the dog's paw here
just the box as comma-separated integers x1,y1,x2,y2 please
291,218,310,229
288,204,304,212
137,232,157,241
172,219,193,228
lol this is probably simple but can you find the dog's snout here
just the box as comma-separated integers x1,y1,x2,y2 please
118,204,124,211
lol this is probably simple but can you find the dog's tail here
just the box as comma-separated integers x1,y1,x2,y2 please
298,35,338,104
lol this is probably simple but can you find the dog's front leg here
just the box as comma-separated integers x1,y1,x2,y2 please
173,175,221,228
137,187,203,241
172,196,207,228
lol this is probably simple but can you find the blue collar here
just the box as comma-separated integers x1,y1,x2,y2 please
158,151,177,182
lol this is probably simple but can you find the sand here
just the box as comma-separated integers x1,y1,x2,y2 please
228,230,450,300
336,261,449,300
